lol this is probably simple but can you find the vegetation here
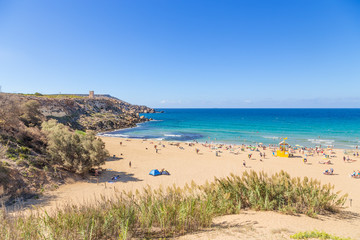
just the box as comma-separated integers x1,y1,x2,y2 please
290,230,352,240
0,171,347,240
0,94,109,203
22,93,86,99
20,100,43,127
42,119,108,174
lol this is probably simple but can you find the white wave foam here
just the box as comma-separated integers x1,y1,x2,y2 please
308,139,335,146
262,136,279,140
164,134,182,137
344,144,356,148
102,133,129,138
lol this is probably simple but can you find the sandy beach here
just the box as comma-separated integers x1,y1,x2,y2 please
22,137,360,239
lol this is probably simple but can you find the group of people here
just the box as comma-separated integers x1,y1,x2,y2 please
323,168,334,175
350,170,360,178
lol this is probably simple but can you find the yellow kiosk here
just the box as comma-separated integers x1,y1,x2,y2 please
276,137,291,158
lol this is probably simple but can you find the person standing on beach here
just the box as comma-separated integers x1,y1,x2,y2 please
243,160,246,167
129,161,131,168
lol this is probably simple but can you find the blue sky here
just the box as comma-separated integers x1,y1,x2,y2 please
0,0,359,108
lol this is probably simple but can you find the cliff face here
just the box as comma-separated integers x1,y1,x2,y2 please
15,94,156,132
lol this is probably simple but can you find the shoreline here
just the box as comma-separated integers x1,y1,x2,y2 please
97,133,355,151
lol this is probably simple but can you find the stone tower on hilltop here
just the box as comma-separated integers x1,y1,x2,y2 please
89,91,94,99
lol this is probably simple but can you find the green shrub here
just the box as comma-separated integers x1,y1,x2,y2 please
290,230,352,239
16,159,28,167
6,153,17,161
6,147,16,155
19,153,29,160
0,161,8,173
42,120,108,174
17,146,31,154
75,130,86,135
20,100,43,127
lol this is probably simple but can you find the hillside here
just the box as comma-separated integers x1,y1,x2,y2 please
16,93,155,131
0,92,155,206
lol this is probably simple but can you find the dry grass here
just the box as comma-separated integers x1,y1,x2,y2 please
0,171,347,240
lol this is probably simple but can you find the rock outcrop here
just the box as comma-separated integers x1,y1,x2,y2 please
11,94,156,132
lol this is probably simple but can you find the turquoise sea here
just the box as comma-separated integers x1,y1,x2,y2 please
100,109,360,149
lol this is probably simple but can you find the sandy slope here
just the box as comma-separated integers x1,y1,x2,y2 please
22,137,360,239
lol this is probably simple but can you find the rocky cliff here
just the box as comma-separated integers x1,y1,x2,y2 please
15,94,156,132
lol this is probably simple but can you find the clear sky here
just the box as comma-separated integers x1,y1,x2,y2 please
0,0,359,108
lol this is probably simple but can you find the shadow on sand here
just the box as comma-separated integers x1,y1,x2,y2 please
89,170,143,184
3,193,57,214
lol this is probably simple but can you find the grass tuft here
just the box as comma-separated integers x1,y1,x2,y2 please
0,171,347,239
290,230,352,240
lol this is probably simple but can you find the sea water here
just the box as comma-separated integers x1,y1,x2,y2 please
100,109,360,149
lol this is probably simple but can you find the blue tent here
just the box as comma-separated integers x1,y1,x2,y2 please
149,169,161,176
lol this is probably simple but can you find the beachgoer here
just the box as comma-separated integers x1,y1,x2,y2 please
129,161,131,168
263,152,266,158
120,142,122,146
243,160,246,167
343,156,346,162
303,158,307,163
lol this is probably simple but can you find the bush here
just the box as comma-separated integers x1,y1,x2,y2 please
17,146,31,154
16,159,28,167
20,100,43,127
6,153,17,161
42,120,108,174
0,161,9,184
290,230,352,239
